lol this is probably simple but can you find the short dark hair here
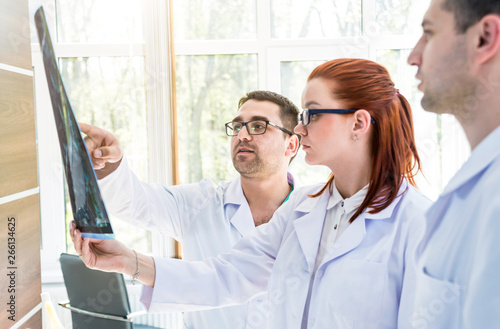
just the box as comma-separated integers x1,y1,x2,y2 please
238,90,299,136
442,0,500,33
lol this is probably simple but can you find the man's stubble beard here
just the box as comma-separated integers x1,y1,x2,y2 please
421,39,477,121
233,151,282,179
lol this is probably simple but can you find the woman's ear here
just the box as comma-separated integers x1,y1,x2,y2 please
352,109,372,141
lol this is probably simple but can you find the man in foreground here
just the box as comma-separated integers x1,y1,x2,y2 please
408,0,500,327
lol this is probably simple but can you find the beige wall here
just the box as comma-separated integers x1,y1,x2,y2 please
0,1,42,328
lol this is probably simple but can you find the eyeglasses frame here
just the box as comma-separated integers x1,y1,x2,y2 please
299,109,376,126
225,120,294,136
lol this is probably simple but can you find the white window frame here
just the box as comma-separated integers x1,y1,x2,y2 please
35,0,471,283
173,0,469,199
34,0,176,283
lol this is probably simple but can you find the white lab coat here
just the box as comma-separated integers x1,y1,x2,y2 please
412,126,500,329
99,157,295,329
141,179,431,329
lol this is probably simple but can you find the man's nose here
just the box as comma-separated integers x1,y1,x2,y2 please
237,125,253,140
408,35,424,67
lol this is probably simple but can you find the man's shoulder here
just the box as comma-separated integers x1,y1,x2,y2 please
468,155,500,201
458,153,500,199
167,177,230,203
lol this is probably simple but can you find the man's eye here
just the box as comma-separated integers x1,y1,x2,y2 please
423,30,432,40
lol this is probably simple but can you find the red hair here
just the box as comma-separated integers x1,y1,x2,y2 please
309,58,421,222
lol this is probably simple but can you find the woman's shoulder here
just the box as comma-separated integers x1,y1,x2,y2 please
394,183,433,227
402,184,433,209
294,183,328,194
288,183,329,202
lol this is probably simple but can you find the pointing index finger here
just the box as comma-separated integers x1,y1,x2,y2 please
79,122,92,135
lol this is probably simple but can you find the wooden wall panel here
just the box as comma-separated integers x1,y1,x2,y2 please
0,195,41,329
1,0,41,327
0,70,38,199
0,1,32,70
18,310,42,329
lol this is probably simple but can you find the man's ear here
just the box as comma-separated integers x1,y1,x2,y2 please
352,109,372,140
474,14,500,65
285,134,300,158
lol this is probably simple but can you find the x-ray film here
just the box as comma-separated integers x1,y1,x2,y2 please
34,7,114,239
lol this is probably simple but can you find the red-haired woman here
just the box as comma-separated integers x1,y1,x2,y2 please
72,58,431,329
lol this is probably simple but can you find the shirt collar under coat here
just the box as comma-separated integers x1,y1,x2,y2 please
327,180,369,213
440,126,500,196
292,179,410,274
224,172,296,237
295,178,408,220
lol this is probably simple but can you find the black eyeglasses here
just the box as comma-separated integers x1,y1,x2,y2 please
225,120,294,136
298,109,376,126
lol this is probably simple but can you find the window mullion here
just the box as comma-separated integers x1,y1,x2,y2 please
256,0,271,90
143,0,177,258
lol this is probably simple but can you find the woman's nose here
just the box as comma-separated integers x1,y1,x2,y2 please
294,122,306,136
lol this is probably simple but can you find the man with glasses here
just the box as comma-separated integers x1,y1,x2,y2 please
80,90,300,329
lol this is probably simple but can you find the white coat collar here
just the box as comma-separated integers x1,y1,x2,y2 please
223,173,296,207
364,178,408,220
441,126,500,196
224,176,246,207
292,179,410,273
293,191,330,273
224,176,255,237
224,173,296,237
295,179,408,220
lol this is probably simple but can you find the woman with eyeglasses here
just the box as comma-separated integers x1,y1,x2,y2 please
72,58,431,329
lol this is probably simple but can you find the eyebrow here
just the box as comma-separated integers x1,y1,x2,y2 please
304,100,321,108
231,115,270,122
421,19,433,28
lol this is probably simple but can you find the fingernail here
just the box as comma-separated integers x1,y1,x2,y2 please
95,149,102,157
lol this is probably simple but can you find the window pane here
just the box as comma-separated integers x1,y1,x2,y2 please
59,56,151,253
375,0,431,35
376,49,441,199
271,0,362,39
176,54,258,184
56,0,143,43
173,0,257,40
281,60,325,110
280,60,332,186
